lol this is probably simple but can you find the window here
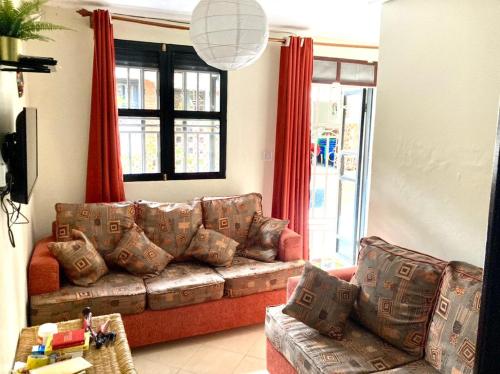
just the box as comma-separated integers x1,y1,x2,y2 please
115,40,227,181
313,57,377,86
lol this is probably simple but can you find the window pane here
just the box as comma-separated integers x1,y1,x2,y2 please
119,117,160,174
313,59,338,83
174,70,220,112
174,119,220,173
115,66,159,109
340,62,375,84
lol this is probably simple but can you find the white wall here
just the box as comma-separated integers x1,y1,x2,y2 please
367,0,500,266
27,6,379,240
0,44,36,372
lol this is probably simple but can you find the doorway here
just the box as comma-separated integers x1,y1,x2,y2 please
309,82,374,268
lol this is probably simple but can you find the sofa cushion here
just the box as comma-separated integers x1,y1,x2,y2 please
380,360,439,373
201,193,263,244
215,256,305,297
352,237,447,357
239,215,289,262
184,226,238,267
425,261,482,373
145,262,225,310
135,200,203,259
266,305,418,374
48,229,108,286
30,272,146,325
105,224,173,278
283,262,359,340
55,202,135,257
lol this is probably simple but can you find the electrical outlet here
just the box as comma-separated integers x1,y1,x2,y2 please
0,162,6,189
263,150,273,161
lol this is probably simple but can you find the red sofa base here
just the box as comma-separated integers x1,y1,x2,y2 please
123,289,287,348
266,339,297,374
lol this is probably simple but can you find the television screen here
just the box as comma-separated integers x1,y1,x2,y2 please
10,107,38,204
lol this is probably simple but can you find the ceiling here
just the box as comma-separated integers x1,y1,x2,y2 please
48,0,382,45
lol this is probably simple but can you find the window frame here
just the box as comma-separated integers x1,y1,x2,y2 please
115,40,228,182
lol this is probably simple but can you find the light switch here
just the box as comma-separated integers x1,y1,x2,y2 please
263,150,273,161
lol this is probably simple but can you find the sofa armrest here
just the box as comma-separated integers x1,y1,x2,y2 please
278,228,303,262
286,266,357,300
29,237,60,296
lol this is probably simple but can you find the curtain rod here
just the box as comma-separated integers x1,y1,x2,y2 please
76,9,379,50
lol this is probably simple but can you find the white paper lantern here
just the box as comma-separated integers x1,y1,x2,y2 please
190,0,269,71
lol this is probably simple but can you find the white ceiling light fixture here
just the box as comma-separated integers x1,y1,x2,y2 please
190,0,269,71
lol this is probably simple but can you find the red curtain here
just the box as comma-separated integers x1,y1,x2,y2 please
272,37,313,260
85,10,125,203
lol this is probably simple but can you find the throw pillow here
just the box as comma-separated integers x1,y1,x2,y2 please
239,214,289,262
55,202,135,258
425,261,482,372
48,229,108,286
283,262,359,340
201,193,263,244
105,224,174,278
135,200,203,259
352,236,448,357
184,226,238,267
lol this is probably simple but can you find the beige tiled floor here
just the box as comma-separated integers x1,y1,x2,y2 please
132,324,268,374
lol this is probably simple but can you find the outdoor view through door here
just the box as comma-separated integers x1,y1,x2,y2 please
309,57,377,269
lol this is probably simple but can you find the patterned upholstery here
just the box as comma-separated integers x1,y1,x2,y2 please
380,360,439,373
48,230,108,286
352,237,447,357
145,262,225,310
283,262,359,340
215,256,305,298
201,193,263,244
425,261,482,374
30,272,146,325
239,215,289,262
184,226,238,267
55,202,135,257
266,305,418,374
135,200,203,259
105,224,173,278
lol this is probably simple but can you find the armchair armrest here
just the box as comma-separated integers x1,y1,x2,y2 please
29,237,60,296
278,228,303,261
286,266,357,300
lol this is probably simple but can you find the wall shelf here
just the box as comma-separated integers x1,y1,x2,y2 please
0,57,57,73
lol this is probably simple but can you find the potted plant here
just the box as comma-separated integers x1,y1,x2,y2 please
0,0,66,61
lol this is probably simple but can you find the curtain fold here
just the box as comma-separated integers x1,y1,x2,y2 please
272,37,313,260
85,10,125,203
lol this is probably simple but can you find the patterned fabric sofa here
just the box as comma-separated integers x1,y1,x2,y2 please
266,237,483,374
28,193,305,348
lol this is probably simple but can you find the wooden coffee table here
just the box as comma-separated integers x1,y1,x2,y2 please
15,313,137,373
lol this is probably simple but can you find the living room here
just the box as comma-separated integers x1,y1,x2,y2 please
0,0,499,373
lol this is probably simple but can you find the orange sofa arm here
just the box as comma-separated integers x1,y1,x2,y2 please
286,266,357,300
29,237,60,296
278,228,303,262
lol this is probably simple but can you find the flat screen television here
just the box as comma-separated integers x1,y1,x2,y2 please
1,108,38,204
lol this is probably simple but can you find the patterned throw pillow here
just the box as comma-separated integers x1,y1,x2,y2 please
105,224,174,278
201,193,263,244
352,236,448,357
425,261,482,372
48,229,108,286
135,200,203,259
239,214,289,262
283,262,359,340
55,202,135,258
184,226,238,267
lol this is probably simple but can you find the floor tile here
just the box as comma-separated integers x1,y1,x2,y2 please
233,356,268,374
198,325,263,354
133,356,179,374
246,331,266,360
182,346,245,374
132,338,202,368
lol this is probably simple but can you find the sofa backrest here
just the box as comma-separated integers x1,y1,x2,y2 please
351,236,448,357
200,193,263,244
425,261,482,374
